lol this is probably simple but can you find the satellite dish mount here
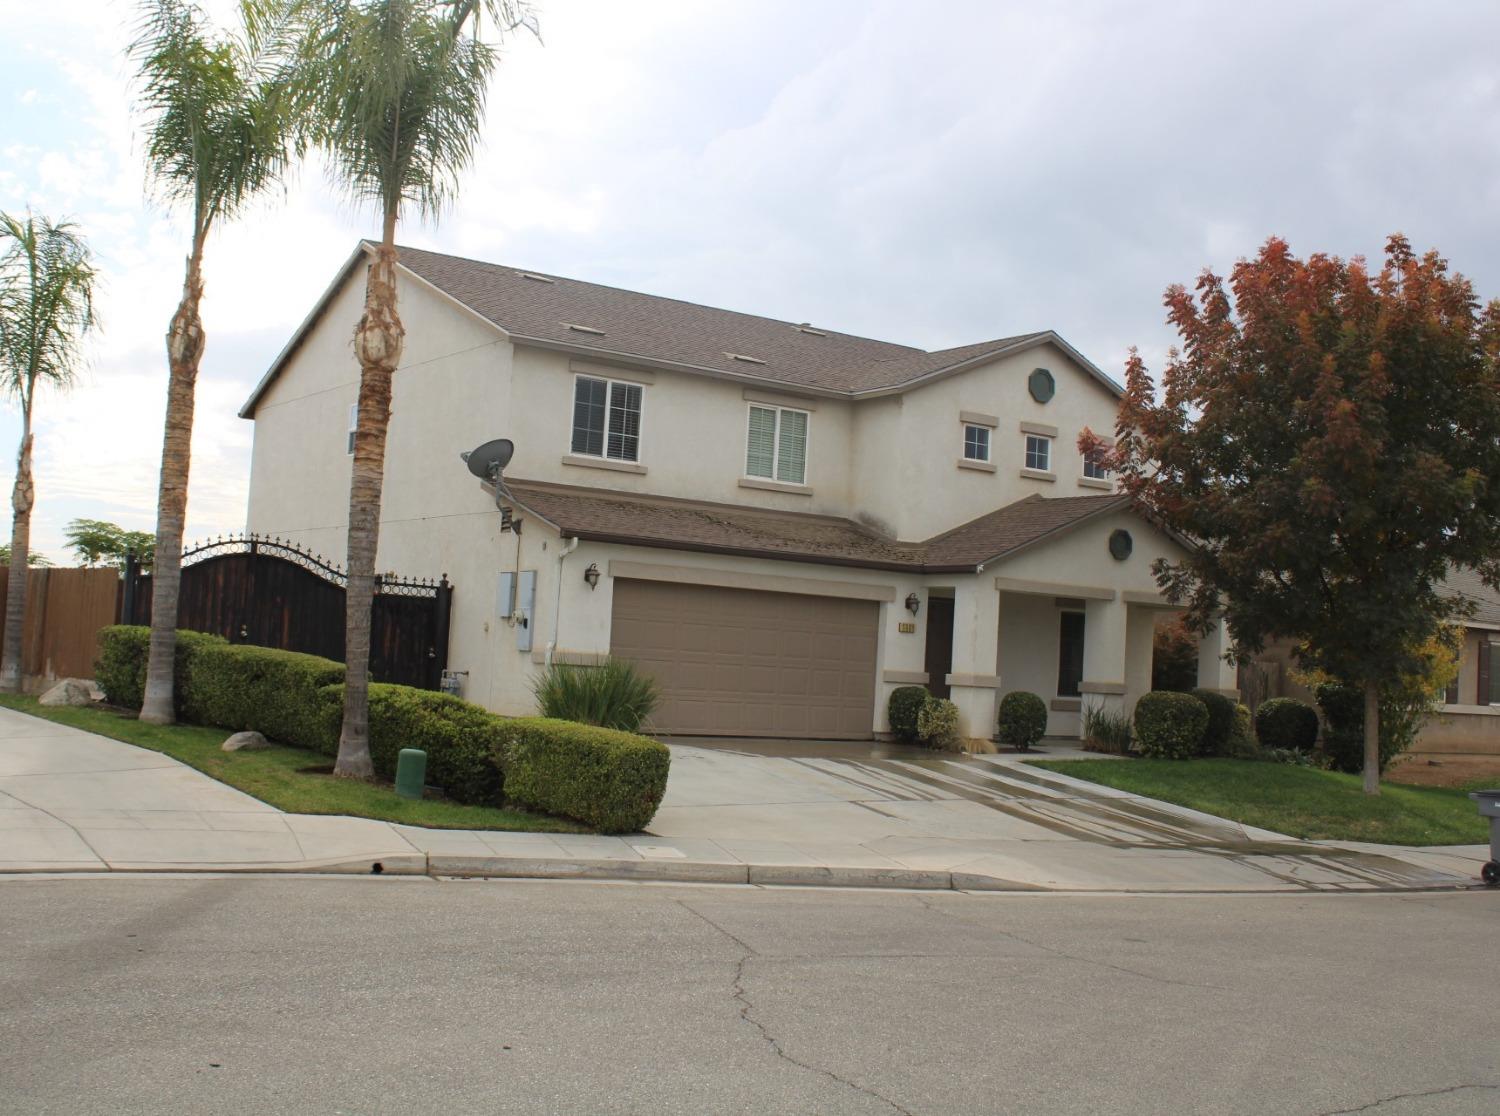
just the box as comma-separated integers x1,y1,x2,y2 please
460,438,517,522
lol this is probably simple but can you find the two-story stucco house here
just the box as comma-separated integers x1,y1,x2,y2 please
241,242,1238,742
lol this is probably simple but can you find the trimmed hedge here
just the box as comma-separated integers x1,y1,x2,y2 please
495,717,670,833
997,691,1047,750
187,642,344,752
96,625,226,715
887,686,928,744
1133,691,1209,759
1254,697,1319,752
319,683,505,805
1191,688,1238,756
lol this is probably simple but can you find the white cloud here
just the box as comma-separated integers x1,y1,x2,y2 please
1,0,1499,566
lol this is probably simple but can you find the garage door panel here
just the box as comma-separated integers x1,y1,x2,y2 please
610,579,877,739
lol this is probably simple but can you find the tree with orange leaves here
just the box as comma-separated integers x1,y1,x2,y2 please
1087,235,1500,794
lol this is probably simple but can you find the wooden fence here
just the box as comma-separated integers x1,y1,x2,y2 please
0,566,122,687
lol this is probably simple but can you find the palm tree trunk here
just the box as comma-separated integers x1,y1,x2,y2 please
140,235,207,725
0,421,35,693
1361,680,1380,796
335,210,404,780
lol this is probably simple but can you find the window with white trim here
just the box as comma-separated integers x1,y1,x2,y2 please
1082,446,1111,480
963,424,991,462
746,404,808,485
571,375,643,462
1025,433,1052,472
347,403,357,455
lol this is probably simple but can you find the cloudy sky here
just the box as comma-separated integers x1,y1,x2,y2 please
2,0,1498,563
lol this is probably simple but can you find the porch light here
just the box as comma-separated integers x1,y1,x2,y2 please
583,563,601,590
905,592,921,616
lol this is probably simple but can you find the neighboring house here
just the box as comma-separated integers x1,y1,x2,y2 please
241,242,1236,741
1244,570,1500,758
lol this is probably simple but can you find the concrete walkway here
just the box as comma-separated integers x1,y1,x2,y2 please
0,707,1489,892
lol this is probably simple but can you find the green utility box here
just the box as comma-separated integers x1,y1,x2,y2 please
395,748,427,800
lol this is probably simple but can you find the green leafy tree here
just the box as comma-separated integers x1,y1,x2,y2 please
1098,235,1500,794
64,518,156,570
130,0,303,724
297,0,536,779
0,546,54,568
0,213,97,691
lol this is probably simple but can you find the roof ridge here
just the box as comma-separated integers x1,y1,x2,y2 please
393,242,924,354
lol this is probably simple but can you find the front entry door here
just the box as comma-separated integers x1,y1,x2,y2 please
924,596,955,700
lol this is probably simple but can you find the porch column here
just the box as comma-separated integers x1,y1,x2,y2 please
1122,605,1155,715
1079,596,1128,735
875,584,930,735
1196,615,1239,698
947,580,1001,742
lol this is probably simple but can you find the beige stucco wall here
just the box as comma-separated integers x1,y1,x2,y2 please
852,343,1122,541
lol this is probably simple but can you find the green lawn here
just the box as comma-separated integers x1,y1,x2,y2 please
0,694,587,833
1028,757,1490,846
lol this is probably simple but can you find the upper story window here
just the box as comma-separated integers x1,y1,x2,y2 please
347,403,357,455
963,424,991,462
572,375,643,462
746,404,808,485
1082,446,1111,480
1025,433,1052,472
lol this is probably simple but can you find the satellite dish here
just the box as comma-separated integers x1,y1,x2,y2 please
460,438,514,482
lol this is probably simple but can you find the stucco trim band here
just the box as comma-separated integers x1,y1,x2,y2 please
1078,681,1126,695
570,359,656,385
561,454,648,475
882,670,930,684
1019,468,1056,483
956,458,997,473
960,410,999,427
607,560,897,603
1019,421,1059,437
945,673,1002,689
1077,476,1113,491
994,576,1115,601
1121,590,1176,608
738,477,813,496
743,387,819,410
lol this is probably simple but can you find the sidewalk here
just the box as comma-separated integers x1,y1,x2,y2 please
0,707,1488,892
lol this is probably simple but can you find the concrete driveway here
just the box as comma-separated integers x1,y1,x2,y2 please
652,737,1489,891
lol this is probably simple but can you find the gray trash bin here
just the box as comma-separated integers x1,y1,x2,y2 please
1468,791,1500,886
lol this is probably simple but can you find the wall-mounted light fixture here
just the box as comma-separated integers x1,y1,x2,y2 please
583,563,601,591
905,592,921,616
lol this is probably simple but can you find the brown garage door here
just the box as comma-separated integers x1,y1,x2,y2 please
610,579,878,739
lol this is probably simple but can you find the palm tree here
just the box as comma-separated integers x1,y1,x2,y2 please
130,0,303,723
299,0,535,778
0,213,97,692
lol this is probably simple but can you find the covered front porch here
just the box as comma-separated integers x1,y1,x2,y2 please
877,503,1236,743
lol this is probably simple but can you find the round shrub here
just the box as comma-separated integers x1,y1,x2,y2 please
1190,688,1237,756
1253,697,1319,752
1133,691,1209,759
917,696,962,751
888,685,929,744
1226,702,1259,759
997,691,1047,750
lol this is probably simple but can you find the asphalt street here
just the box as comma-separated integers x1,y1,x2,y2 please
2,876,1496,1115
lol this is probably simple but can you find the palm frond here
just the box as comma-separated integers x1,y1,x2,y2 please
0,212,98,407
299,0,534,224
130,0,303,230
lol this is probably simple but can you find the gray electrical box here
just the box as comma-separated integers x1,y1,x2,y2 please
515,570,536,652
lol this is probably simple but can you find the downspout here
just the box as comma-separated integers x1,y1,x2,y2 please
544,536,580,669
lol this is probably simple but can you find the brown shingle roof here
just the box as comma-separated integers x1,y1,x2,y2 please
1442,568,1500,627
239,243,1123,417
498,481,1128,572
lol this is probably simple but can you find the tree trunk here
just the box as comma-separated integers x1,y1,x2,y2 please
139,238,207,725
1362,679,1380,796
0,426,35,692
335,213,404,780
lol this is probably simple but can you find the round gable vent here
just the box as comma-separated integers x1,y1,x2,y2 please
1028,368,1056,404
1108,529,1133,561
